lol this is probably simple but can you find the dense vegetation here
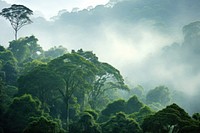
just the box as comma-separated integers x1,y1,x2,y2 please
0,34,200,133
1,1,200,133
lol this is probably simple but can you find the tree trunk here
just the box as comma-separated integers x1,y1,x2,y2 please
90,97,97,109
78,89,85,111
15,29,18,40
66,98,69,132
80,93,85,111
58,87,70,132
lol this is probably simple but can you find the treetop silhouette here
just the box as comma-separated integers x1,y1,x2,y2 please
0,4,33,40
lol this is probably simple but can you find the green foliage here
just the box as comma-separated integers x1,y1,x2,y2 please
0,80,18,131
74,49,129,109
192,113,200,121
21,59,46,75
0,48,17,63
0,46,5,52
146,86,171,106
8,35,43,64
70,112,101,133
0,37,199,132
23,116,65,133
125,95,144,114
68,96,81,120
4,85,18,97
44,45,68,59
101,96,144,117
142,103,200,133
147,102,164,111
0,79,8,116
18,65,65,113
48,53,97,94
101,112,142,133
8,94,42,115
101,99,126,116
89,90,111,111
84,110,99,120
0,47,18,85
3,94,43,133
48,53,98,124
129,106,154,124
131,85,145,98
1,61,18,85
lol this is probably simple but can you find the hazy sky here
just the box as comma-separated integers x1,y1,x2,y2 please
3,0,109,19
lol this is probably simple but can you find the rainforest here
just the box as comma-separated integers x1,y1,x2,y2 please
0,0,200,133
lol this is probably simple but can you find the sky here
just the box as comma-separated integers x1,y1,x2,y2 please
3,0,109,19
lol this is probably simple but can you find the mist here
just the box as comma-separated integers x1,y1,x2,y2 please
1,0,200,114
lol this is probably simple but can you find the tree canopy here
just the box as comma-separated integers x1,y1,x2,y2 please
2,94,43,133
146,86,171,106
0,1,200,132
8,35,43,64
101,112,142,133
142,103,200,133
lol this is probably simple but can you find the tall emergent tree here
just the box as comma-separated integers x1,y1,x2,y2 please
48,53,98,131
74,49,129,109
0,4,33,40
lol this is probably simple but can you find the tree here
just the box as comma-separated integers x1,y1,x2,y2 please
131,85,145,98
8,35,43,64
125,95,144,114
18,65,66,113
146,86,171,106
74,49,129,110
129,106,154,124
0,46,6,52
84,110,99,121
48,53,98,131
21,59,46,75
0,48,18,85
101,99,126,116
0,79,7,128
192,113,200,121
44,45,68,60
2,61,18,85
69,112,101,133
23,116,65,133
0,80,18,133
101,112,142,133
101,96,144,117
0,4,33,40
142,103,200,133
0,46,17,64
2,94,43,133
